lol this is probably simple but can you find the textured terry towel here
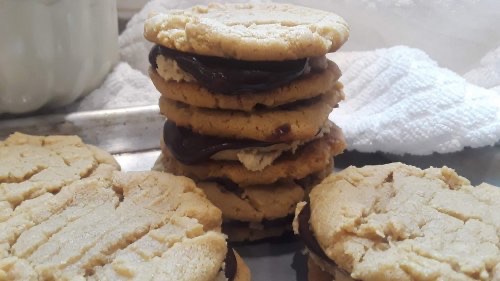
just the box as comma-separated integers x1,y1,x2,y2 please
116,0,500,155
329,47,500,155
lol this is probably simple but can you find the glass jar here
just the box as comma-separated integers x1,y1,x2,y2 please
0,0,119,114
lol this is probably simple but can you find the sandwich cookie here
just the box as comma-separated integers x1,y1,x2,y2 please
293,163,500,281
159,89,342,142
0,169,250,281
156,121,346,186
149,59,343,112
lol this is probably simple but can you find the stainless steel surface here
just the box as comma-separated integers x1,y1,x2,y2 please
115,150,161,171
236,239,306,281
0,105,164,154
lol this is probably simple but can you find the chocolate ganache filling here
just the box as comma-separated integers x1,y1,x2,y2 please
298,203,336,264
149,45,308,94
224,246,237,281
299,204,359,280
163,120,278,165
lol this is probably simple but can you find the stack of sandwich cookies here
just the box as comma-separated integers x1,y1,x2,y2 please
293,163,500,281
146,3,349,241
0,134,250,280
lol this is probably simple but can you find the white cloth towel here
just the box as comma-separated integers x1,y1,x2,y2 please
109,0,500,155
66,62,159,111
329,47,500,155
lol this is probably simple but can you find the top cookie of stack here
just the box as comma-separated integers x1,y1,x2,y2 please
146,2,348,135
146,3,348,241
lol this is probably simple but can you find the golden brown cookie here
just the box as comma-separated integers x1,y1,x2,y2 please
159,90,342,142
161,119,335,172
295,163,500,281
0,133,120,207
144,3,349,61
155,124,346,186
197,181,304,223
149,61,343,112
1,170,242,280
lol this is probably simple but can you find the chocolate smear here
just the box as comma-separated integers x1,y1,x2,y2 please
298,203,336,264
225,246,237,281
163,120,277,165
149,45,308,94
267,124,292,142
299,203,360,280
210,177,245,198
